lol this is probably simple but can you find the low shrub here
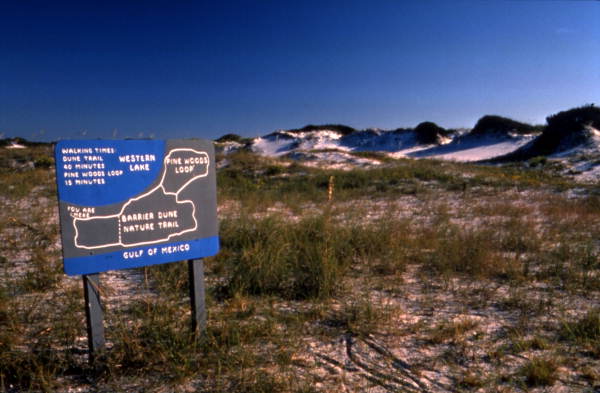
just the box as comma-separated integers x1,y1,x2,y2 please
215,133,245,143
546,104,600,135
288,124,358,136
502,105,600,161
414,121,448,144
471,115,538,136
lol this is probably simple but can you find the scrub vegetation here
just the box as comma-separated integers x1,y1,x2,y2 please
1,142,599,392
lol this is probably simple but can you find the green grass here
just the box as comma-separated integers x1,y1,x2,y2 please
2,146,600,392
415,220,537,281
212,213,352,300
427,318,479,344
536,241,600,291
217,151,578,208
518,357,559,387
0,144,56,198
560,309,600,357
210,211,410,300
0,285,84,392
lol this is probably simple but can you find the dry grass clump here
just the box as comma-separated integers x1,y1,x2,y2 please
323,296,393,337
416,221,537,281
0,284,84,392
518,357,559,387
211,212,411,301
427,318,480,344
560,308,600,357
213,213,354,300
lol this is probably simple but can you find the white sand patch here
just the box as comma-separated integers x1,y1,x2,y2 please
549,127,600,183
6,142,26,149
217,141,243,154
410,134,537,162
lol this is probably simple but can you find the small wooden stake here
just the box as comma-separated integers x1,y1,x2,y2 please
83,273,105,362
188,259,207,336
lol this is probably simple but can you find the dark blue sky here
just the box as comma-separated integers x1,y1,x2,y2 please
1,1,598,141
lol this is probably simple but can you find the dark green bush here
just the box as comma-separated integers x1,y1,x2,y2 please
216,133,245,143
414,121,448,144
535,104,600,153
546,104,600,134
288,124,358,136
494,104,599,161
471,115,538,136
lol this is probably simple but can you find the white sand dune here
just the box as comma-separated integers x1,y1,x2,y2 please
408,133,537,162
248,128,535,163
217,125,600,181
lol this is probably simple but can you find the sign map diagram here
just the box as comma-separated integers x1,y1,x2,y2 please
73,148,209,249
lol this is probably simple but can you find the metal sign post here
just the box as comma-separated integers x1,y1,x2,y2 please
83,274,105,360
188,259,207,336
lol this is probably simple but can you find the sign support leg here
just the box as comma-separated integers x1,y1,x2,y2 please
188,259,207,336
83,273,105,362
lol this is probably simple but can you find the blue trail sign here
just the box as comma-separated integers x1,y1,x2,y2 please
55,139,219,275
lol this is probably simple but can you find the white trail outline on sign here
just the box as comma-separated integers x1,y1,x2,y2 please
72,148,209,249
